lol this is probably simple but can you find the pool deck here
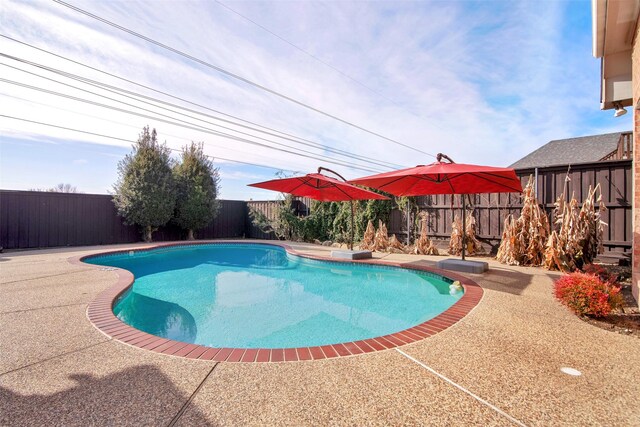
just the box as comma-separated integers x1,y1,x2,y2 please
1,240,639,426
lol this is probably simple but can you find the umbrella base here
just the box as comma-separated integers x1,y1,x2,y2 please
331,250,373,260
436,259,488,274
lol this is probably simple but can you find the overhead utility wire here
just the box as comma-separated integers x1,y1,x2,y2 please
52,0,436,157
1,63,385,173
0,72,380,172
0,114,299,173
3,92,297,166
0,78,382,173
214,0,405,110
0,54,399,170
0,36,404,169
0,35,311,144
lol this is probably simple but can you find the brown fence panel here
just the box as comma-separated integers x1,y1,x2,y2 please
153,200,247,241
0,191,247,249
245,198,311,240
246,200,277,240
0,191,138,249
207,200,247,238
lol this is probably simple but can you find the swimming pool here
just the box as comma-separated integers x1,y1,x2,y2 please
85,243,464,350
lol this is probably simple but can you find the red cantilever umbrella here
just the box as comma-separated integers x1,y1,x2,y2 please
350,153,522,259
248,167,389,250
349,154,522,196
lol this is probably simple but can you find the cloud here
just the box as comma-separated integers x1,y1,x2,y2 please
73,158,88,165
217,169,269,181
0,0,630,198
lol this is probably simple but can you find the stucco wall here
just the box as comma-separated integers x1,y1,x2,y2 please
632,22,640,306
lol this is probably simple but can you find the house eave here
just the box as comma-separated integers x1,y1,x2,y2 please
592,0,640,110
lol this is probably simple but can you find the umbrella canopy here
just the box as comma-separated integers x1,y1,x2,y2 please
349,160,523,196
249,173,389,202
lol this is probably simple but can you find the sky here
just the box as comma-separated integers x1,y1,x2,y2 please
0,0,632,200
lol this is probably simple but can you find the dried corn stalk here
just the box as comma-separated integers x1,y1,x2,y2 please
496,176,549,266
359,220,375,250
464,213,484,255
578,184,607,261
448,213,484,256
448,215,463,255
388,234,407,254
373,220,390,252
544,184,607,272
415,212,439,255
496,214,522,265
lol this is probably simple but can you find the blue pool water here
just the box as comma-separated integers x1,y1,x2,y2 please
86,244,462,348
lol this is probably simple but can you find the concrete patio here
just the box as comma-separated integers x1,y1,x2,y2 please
1,240,638,426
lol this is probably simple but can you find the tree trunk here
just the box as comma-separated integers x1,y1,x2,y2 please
187,229,195,240
144,226,153,242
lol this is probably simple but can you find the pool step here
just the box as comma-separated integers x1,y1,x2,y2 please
331,250,373,260
436,259,488,274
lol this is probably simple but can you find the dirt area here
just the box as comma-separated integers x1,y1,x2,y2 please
581,265,640,338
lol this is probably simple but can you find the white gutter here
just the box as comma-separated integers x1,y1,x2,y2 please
593,0,607,58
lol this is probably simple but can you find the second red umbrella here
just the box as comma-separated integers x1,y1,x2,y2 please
248,167,389,250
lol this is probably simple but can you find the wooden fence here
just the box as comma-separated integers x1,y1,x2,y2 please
246,198,311,239
0,159,631,253
0,191,247,249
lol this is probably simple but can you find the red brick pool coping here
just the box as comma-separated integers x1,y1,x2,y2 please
71,241,483,363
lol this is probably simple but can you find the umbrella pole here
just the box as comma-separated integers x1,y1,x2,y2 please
406,199,411,245
461,195,466,261
349,200,354,251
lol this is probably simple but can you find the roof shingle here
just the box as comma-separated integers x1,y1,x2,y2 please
510,131,630,169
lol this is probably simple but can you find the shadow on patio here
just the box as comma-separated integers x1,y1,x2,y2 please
0,364,213,426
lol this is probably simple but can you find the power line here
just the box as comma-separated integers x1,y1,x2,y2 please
2,92,297,165
0,78,382,173
51,0,436,157
0,114,300,173
0,76,382,174
0,53,401,170
0,36,405,169
214,0,406,110
0,35,308,141
0,63,386,173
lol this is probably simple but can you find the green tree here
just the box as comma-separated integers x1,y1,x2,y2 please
113,126,176,242
173,142,221,239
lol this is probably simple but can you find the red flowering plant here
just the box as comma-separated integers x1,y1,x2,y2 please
554,271,622,317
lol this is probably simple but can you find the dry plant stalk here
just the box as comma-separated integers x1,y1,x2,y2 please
544,184,607,272
544,193,580,272
496,176,549,266
373,220,390,252
448,215,463,255
464,213,484,255
579,184,607,261
496,214,521,265
448,212,484,256
388,234,406,253
414,212,439,255
359,220,375,250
